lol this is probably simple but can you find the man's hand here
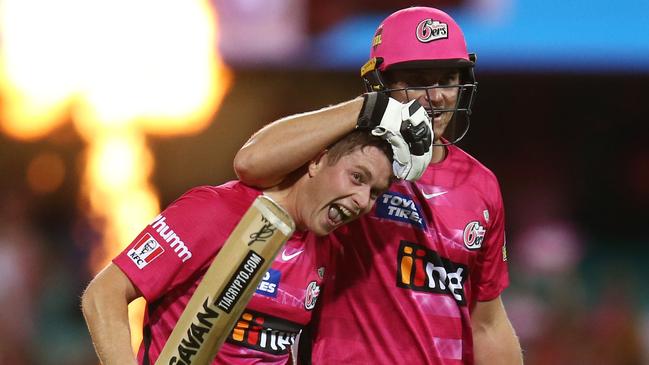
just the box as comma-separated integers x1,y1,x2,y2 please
357,92,433,181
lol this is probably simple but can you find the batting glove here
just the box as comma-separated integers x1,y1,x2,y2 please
357,92,433,181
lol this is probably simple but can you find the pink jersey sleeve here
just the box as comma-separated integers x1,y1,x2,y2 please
113,186,250,302
472,181,509,303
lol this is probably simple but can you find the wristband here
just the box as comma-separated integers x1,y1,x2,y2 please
356,92,389,130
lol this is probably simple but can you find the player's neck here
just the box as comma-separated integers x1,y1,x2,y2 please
430,144,447,164
263,183,304,232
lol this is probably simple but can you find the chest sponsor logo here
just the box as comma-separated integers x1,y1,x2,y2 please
150,214,192,262
128,233,164,269
397,241,468,306
463,221,486,250
228,310,302,355
376,191,425,229
256,268,281,298
304,281,320,311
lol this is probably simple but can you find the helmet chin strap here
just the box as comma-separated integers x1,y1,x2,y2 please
361,58,387,92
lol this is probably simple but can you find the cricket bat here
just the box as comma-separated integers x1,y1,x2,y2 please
155,194,295,365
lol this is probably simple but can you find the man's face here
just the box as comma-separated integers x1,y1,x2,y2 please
301,145,392,236
386,68,461,142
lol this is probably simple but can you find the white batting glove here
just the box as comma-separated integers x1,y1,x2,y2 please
357,92,433,181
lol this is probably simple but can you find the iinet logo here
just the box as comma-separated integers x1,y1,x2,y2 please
150,215,192,262
397,241,467,305
230,310,300,355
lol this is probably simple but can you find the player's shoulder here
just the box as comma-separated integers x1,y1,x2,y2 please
444,145,505,208
447,144,494,173
172,181,261,213
415,145,502,204
447,144,499,183
184,180,259,197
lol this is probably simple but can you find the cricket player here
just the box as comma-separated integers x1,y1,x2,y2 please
233,7,523,365
81,94,434,364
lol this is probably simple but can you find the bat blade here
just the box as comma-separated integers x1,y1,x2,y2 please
155,194,295,365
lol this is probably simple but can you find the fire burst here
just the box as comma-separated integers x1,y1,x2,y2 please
0,0,231,354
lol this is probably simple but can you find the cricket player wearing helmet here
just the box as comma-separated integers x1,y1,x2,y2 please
234,6,522,364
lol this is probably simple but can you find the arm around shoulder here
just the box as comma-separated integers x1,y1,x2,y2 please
233,97,363,188
472,296,523,365
81,263,141,365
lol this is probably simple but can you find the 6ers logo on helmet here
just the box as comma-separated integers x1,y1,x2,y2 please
463,221,486,250
416,19,448,42
128,233,164,269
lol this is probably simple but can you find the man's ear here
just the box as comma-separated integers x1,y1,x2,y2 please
308,149,328,177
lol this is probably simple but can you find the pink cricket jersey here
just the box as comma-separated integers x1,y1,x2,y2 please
113,181,330,365
309,144,509,364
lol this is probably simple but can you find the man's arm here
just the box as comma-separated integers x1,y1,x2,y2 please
233,97,362,188
471,296,523,364
81,263,141,365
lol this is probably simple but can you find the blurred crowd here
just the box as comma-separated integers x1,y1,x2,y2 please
0,189,96,364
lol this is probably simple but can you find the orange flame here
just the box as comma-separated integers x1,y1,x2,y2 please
1,0,231,355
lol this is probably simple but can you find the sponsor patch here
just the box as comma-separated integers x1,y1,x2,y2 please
376,191,426,229
304,281,320,310
397,241,468,305
128,233,164,269
256,268,281,298
150,214,192,262
317,266,325,279
229,310,302,355
463,221,486,250
416,19,448,43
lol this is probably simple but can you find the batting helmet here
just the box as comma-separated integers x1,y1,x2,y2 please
361,7,477,145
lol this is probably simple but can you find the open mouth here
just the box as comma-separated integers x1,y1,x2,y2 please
426,109,443,120
328,203,354,226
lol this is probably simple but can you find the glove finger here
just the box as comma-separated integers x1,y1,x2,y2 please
393,161,409,180
385,134,411,164
370,127,389,137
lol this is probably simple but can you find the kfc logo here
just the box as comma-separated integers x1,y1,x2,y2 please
128,233,164,269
